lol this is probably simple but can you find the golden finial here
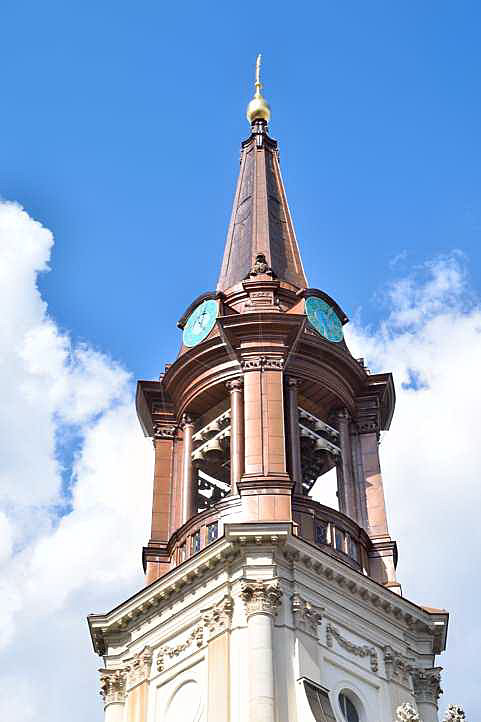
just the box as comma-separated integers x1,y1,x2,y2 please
246,53,271,125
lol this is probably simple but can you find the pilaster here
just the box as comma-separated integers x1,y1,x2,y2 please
239,355,293,522
124,647,153,722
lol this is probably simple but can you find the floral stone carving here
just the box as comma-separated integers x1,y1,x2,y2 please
326,623,378,673
444,706,466,721
156,625,204,672
396,702,422,722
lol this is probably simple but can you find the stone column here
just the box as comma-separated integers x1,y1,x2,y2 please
240,579,283,722
412,667,442,722
100,669,126,722
286,378,303,496
226,379,244,495
181,414,195,524
335,409,358,521
124,647,153,722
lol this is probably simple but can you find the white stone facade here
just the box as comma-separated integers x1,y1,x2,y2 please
89,523,448,722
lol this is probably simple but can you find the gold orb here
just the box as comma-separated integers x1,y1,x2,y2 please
246,93,271,124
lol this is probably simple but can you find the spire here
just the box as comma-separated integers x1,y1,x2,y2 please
217,57,308,292
246,54,271,125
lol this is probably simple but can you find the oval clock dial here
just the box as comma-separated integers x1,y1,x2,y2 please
183,299,218,347
305,296,343,343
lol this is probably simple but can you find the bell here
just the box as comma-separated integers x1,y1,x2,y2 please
205,439,222,454
192,449,205,462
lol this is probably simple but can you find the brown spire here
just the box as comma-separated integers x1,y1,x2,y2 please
217,120,308,292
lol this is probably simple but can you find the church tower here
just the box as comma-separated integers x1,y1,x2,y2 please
88,57,449,722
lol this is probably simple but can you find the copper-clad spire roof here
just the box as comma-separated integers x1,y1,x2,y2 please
217,60,308,292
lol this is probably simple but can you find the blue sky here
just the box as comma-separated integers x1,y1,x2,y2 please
2,0,480,381
1,2,480,720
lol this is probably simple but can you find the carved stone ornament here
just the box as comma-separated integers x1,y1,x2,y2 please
411,667,443,705
396,703,422,722
180,413,194,429
443,705,466,721
153,422,177,439
326,623,378,673
384,646,414,686
125,646,153,688
247,253,274,278
226,378,243,393
240,579,283,618
291,594,323,635
202,595,234,638
156,624,204,673
241,355,284,372
99,668,127,706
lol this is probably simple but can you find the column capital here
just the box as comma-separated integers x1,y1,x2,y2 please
125,646,153,689
240,579,282,617
291,593,323,635
226,378,243,392
99,668,127,707
180,413,195,429
202,594,234,639
286,376,301,388
335,407,351,422
412,667,443,706
396,703,422,722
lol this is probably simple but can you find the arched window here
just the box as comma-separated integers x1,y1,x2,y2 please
338,692,360,722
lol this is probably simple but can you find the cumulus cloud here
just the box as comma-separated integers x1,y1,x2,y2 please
0,201,478,720
0,201,152,721
346,254,481,716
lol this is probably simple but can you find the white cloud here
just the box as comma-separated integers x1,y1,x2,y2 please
346,254,481,716
0,201,478,720
0,201,152,721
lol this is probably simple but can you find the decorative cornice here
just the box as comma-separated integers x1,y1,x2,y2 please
156,624,204,673
412,667,443,705
241,355,284,372
326,623,378,673
89,523,448,658
153,422,177,439
443,705,466,721
99,668,127,706
384,646,414,686
124,646,153,689
396,703,422,722
291,594,323,636
226,378,243,392
240,579,283,617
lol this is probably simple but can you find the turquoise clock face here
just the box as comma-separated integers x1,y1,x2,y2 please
183,299,218,347
305,296,343,343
